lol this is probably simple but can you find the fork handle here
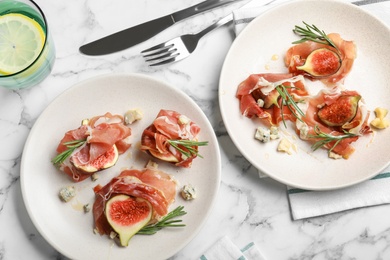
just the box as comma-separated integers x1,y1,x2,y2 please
196,13,233,38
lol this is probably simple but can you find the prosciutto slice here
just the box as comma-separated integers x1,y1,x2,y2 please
285,33,356,84
297,90,372,158
92,168,177,236
55,112,131,182
141,109,201,168
236,73,309,126
119,168,177,204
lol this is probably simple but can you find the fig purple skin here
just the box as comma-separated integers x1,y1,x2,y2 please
251,88,280,108
105,195,152,246
297,48,342,78
317,95,361,127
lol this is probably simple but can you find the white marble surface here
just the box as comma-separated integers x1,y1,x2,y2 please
1,0,390,259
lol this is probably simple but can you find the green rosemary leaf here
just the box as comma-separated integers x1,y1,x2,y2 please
137,206,187,235
167,139,208,158
308,125,357,154
275,84,305,128
292,22,339,52
51,139,87,166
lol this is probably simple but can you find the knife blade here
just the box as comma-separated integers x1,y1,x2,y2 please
352,0,389,6
79,0,245,55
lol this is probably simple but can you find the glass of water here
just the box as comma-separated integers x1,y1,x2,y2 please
0,0,55,90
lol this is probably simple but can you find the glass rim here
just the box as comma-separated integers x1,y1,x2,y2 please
0,0,49,78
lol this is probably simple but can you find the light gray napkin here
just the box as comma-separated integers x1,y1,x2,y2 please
287,168,390,219
200,236,266,260
232,1,390,220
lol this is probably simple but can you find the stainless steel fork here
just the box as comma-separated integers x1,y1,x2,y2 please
141,13,233,66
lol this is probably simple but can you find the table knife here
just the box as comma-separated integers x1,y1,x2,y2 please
79,0,245,55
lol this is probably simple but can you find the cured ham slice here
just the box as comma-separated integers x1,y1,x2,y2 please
285,33,356,84
119,168,177,204
54,112,131,182
236,73,309,126
296,90,372,158
141,109,202,168
92,167,177,236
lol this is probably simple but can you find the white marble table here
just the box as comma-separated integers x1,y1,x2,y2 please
1,0,390,259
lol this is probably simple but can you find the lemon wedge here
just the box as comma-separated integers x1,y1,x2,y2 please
0,13,45,75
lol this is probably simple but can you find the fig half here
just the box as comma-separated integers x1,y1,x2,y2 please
317,95,361,127
251,88,280,108
150,149,179,163
105,194,152,246
297,48,342,78
72,145,119,173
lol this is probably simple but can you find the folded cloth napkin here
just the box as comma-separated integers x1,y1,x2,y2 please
288,168,390,220
232,2,390,220
200,236,266,260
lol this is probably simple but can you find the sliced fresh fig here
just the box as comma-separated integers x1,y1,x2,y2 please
317,95,361,127
72,145,119,173
262,89,280,108
149,149,179,163
297,48,341,78
251,88,280,108
105,195,152,247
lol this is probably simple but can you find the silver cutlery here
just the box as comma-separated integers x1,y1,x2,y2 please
141,0,277,66
141,14,233,66
79,0,248,55
353,0,390,6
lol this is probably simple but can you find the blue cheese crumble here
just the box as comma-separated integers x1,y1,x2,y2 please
181,184,197,200
255,127,271,143
124,109,143,125
255,126,280,143
59,186,76,202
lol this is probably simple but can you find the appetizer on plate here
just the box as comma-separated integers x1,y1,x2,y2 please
236,73,308,126
52,112,131,182
92,164,185,246
286,22,356,84
236,22,376,159
297,89,371,159
51,108,210,246
141,109,208,167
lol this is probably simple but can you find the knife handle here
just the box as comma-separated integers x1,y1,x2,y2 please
172,0,236,21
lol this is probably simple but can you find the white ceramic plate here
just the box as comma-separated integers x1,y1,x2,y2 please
21,73,221,260
219,0,390,190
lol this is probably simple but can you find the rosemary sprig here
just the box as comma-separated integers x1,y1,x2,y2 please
137,206,187,235
167,139,208,158
308,125,357,154
275,84,305,128
51,139,86,166
292,22,339,53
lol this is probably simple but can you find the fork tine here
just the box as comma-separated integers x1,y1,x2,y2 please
148,57,178,67
141,40,173,53
145,51,179,63
141,43,173,56
143,45,175,60
143,45,179,61
147,50,191,66
141,40,182,66
145,51,180,66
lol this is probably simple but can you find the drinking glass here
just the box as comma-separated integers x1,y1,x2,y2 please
0,0,55,90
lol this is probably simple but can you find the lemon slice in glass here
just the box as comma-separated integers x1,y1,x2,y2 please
0,13,45,75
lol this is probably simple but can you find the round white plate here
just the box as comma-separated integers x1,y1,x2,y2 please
219,0,390,190
21,73,221,260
